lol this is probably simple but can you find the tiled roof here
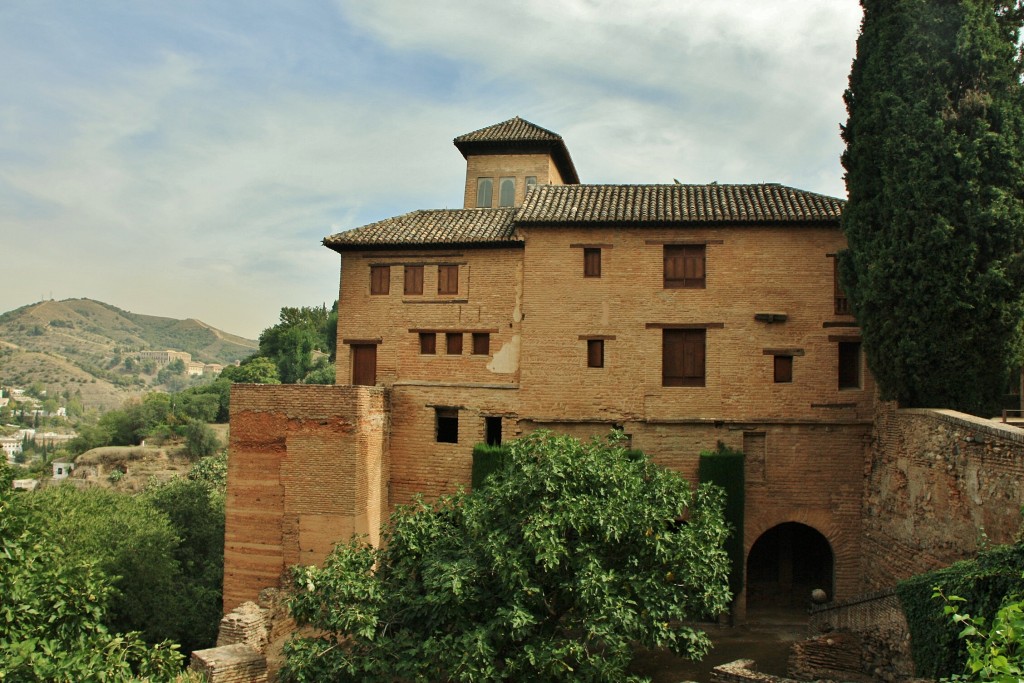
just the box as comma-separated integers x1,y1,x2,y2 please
454,117,580,184
516,183,844,225
323,209,520,251
454,116,564,144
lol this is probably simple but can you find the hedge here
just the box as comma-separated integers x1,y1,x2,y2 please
471,443,511,490
698,442,745,599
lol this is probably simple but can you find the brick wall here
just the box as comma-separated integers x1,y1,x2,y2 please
862,402,1024,591
223,384,388,612
463,153,566,208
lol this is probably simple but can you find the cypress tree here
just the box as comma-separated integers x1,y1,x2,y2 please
840,0,1024,415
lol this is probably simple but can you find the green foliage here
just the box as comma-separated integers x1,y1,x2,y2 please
840,0,1024,414
0,488,183,680
182,420,221,459
281,431,731,683
698,442,745,599
220,356,281,384
897,542,1024,678
937,586,1024,683
301,357,335,385
470,442,511,490
187,451,228,493
144,476,225,656
256,303,337,384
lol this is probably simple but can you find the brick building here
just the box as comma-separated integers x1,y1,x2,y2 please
225,118,874,618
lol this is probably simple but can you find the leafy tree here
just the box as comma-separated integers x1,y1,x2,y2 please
301,357,335,385
182,420,221,459
256,303,337,383
281,432,731,683
839,0,1024,414
220,356,281,384
0,488,183,680
937,585,1024,683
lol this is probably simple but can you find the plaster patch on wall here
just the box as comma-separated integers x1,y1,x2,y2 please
513,260,523,323
487,334,521,374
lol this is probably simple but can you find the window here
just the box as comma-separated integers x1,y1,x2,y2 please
662,328,706,386
587,339,604,368
419,332,436,355
438,265,459,294
436,408,458,443
664,245,706,289
834,258,850,315
584,248,601,278
774,355,793,383
472,332,490,355
404,265,423,295
525,176,537,192
838,341,861,389
446,332,463,355
485,416,502,446
370,265,390,295
351,344,377,386
477,178,493,208
499,177,515,207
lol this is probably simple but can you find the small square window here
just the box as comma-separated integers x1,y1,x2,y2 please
472,333,490,355
838,341,861,389
419,332,436,355
405,265,424,295
438,265,459,295
436,408,459,443
587,339,604,368
664,245,706,289
774,355,793,383
477,178,493,208
370,265,390,295
584,248,601,278
446,332,463,355
485,416,502,446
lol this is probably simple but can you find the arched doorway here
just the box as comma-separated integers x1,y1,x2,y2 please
746,522,833,613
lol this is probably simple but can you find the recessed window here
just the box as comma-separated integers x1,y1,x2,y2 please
499,177,515,207
664,245,706,289
472,333,490,355
834,258,850,315
405,265,424,295
419,332,436,355
438,265,459,295
584,248,601,278
370,265,390,295
446,332,463,355
774,355,793,383
436,408,459,443
587,339,604,368
477,178,493,208
662,328,706,387
525,176,537,192
485,416,502,446
838,342,861,389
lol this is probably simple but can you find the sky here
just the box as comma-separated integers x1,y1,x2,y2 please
0,1,863,340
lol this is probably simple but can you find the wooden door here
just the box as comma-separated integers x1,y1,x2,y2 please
352,344,377,386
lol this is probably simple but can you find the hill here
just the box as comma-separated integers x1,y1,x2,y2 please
0,299,258,410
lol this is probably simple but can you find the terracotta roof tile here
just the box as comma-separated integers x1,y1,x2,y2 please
453,116,564,144
324,209,520,251
453,117,580,184
516,184,844,225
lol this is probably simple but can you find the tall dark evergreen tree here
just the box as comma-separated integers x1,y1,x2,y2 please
840,0,1024,415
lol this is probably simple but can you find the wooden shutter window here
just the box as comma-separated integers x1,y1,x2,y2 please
587,339,604,368
584,248,601,278
419,332,436,355
472,333,490,355
438,265,459,295
446,332,463,355
774,355,793,383
664,245,706,289
405,265,424,295
370,265,390,295
351,344,377,386
663,328,705,386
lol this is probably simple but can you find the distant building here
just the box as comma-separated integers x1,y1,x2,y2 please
204,363,224,375
12,479,39,491
0,437,21,462
52,462,73,479
138,350,193,366
187,361,206,377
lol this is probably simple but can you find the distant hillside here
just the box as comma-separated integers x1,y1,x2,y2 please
0,299,258,410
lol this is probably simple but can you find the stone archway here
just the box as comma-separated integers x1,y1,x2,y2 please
746,522,833,613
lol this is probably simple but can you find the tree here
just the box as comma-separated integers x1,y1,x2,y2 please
220,356,280,384
839,0,1024,415
182,420,221,459
0,488,182,681
256,303,337,383
281,432,731,683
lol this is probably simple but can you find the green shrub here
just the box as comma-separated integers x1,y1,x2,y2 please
699,442,744,600
471,443,511,490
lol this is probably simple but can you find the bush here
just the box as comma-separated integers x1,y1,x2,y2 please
183,420,221,459
470,442,510,490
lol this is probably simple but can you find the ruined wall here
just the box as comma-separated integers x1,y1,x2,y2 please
223,384,388,612
863,403,1024,591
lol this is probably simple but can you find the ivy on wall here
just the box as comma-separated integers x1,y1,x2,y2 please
699,442,745,600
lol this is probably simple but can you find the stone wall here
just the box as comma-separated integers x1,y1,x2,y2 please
223,384,389,612
863,402,1024,591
